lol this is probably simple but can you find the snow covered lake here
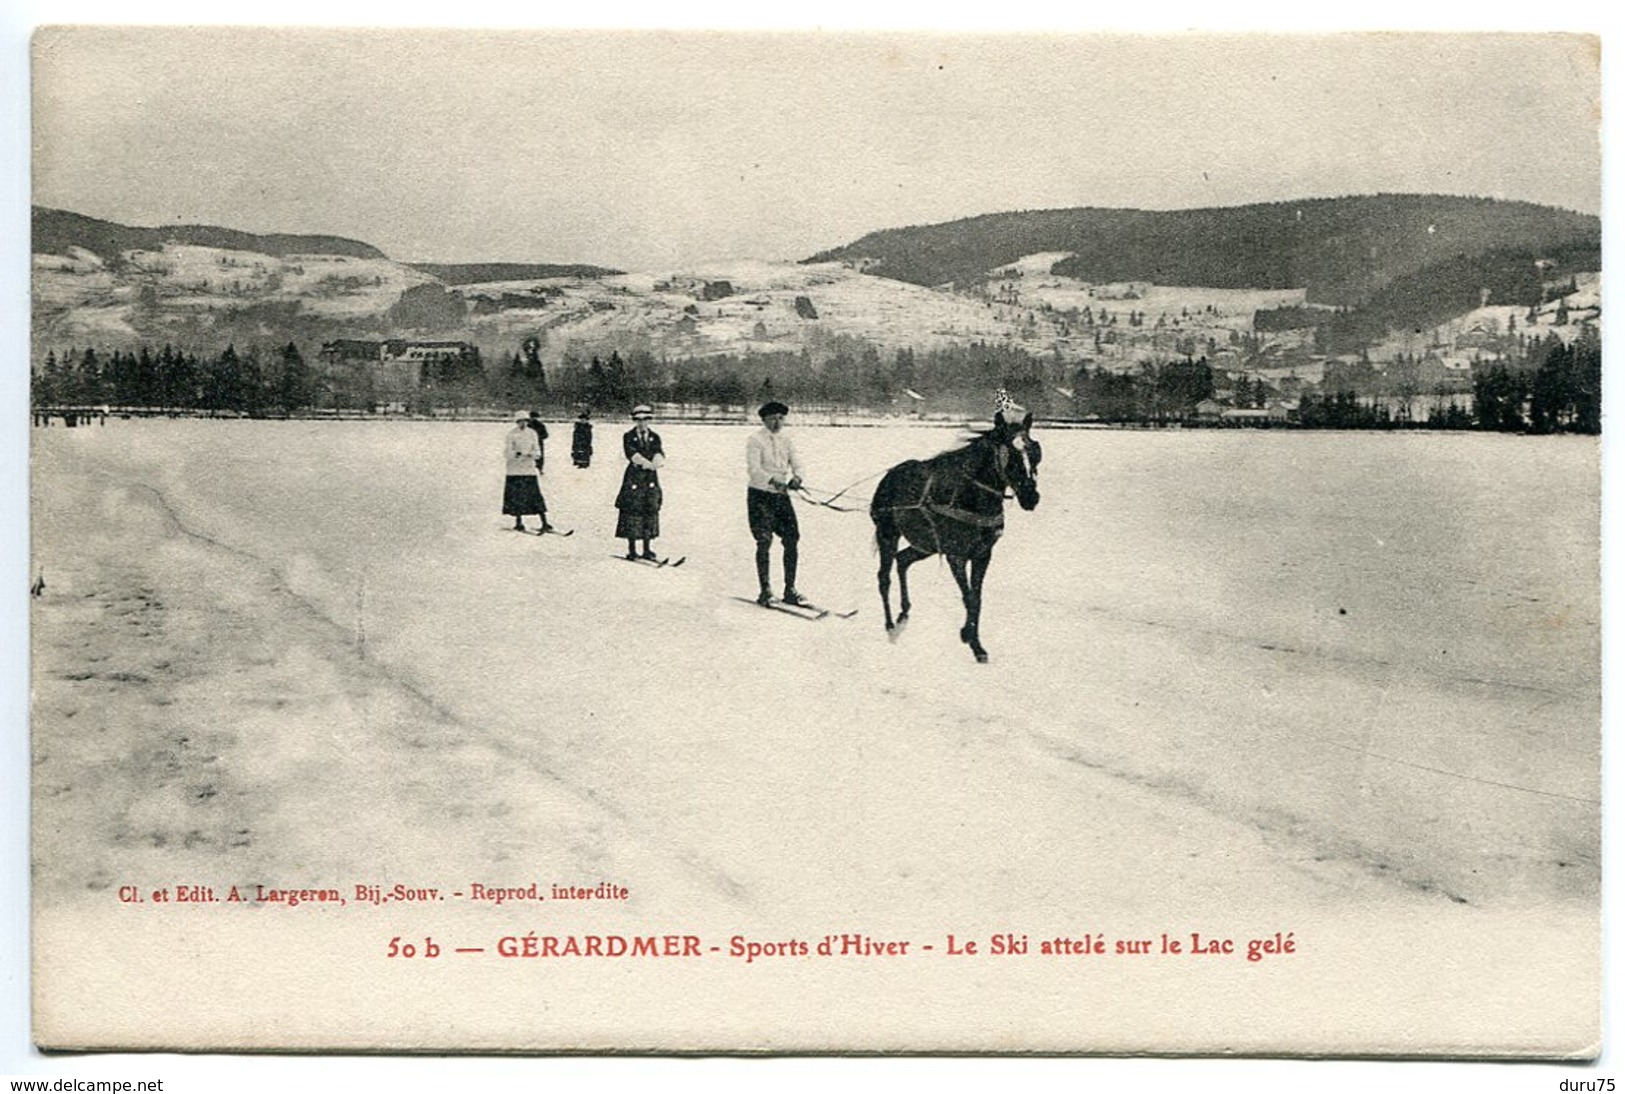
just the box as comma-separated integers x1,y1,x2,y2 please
30,419,1600,1053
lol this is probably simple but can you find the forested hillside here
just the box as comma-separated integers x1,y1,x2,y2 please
33,207,387,261
411,262,624,285
808,195,1599,305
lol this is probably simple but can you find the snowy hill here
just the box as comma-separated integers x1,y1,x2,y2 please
30,209,1092,362
32,238,437,342
30,205,1601,382
450,258,1077,359
32,205,386,262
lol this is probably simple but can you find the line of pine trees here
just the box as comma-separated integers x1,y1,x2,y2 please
32,342,318,416
514,340,1071,417
1296,330,1599,433
33,327,1599,434
1476,328,1602,434
34,338,1062,417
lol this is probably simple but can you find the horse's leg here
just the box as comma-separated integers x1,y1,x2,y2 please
874,518,898,631
965,553,991,663
946,555,975,650
894,545,930,623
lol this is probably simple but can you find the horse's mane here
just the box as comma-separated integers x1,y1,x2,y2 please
931,425,999,461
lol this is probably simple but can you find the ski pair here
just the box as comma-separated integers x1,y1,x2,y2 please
732,595,858,622
614,554,686,569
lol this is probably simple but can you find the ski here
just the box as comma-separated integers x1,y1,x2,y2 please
507,525,573,537
731,596,855,621
614,554,685,568
731,596,829,621
799,601,864,617
614,554,664,568
797,603,859,620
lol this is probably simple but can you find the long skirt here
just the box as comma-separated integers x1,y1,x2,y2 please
502,474,546,516
615,474,661,540
615,508,659,540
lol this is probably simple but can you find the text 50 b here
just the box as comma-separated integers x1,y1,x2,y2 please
385,936,440,958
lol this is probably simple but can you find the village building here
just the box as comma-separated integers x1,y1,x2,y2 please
1219,405,1292,424
318,339,480,406
1454,320,1501,350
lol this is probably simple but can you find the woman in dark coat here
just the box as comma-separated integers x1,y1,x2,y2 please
614,405,664,559
572,409,594,468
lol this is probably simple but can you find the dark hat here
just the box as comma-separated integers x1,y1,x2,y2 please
758,401,790,418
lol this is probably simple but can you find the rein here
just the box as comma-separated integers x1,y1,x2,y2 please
793,468,889,512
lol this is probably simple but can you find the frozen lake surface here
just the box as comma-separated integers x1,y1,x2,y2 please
30,419,1601,1051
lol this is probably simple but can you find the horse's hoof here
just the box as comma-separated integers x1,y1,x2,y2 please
974,650,989,664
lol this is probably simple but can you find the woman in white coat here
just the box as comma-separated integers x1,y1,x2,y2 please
502,412,549,533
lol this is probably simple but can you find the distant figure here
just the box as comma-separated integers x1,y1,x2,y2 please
503,412,549,533
993,386,1025,417
30,571,44,598
745,400,806,606
572,409,594,468
615,405,665,560
527,411,549,474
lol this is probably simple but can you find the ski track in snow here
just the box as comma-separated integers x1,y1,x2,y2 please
59,465,753,907
30,420,1600,922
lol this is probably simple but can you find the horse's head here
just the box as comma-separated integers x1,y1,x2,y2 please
991,411,1041,511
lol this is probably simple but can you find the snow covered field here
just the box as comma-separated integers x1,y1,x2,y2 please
30,419,1600,1053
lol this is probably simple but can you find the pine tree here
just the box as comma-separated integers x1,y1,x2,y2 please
205,344,242,413
277,342,312,416
33,351,59,407
136,346,158,407
76,348,103,404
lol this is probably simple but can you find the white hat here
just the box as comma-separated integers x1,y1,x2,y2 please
514,412,529,422
631,404,653,419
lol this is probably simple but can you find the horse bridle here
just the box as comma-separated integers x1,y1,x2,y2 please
975,432,1035,501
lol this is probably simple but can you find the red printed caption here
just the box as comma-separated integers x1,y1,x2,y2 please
109,883,1298,965
382,931,1299,964
117,881,627,907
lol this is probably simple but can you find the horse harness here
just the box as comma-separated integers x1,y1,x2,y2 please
882,447,1016,552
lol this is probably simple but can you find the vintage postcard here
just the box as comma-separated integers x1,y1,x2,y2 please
26,27,1601,1055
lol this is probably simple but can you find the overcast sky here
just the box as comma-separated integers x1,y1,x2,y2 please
29,28,1599,271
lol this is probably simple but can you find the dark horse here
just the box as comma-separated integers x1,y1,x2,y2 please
870,411,1041,663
